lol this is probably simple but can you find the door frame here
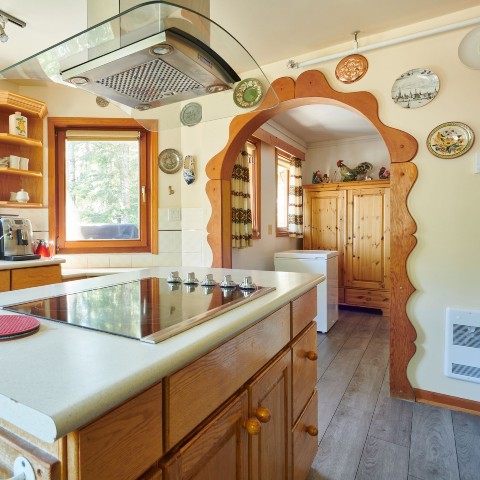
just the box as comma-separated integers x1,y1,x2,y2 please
205,70,418,400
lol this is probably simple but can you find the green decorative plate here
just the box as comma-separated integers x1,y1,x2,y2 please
180,102,202,126
233,78,264,108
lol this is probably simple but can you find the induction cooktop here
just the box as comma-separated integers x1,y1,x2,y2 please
2,277,275,343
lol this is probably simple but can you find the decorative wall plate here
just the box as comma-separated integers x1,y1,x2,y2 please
158,148,182,173
233,78,264,108
335,54,368,83
427,122,474,159
180,102,202,126
391,68,439,109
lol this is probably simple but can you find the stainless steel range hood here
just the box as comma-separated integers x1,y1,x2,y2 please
0,2,278,125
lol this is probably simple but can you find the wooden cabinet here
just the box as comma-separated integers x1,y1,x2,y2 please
0,270,9,292
304,180,390,315
10,265,62,290
0,91,47,208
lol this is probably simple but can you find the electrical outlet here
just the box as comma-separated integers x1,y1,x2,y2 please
168,208,181,222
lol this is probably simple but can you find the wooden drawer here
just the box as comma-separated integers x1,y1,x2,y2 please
11,265,62,290
291,288,317,338
292,390,318,480
344,287,390,309
166,304,290,449
68,382,163,480
291,322,317,424
0,270,9,291
0,427,61,480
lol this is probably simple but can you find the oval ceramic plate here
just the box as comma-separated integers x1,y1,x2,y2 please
233,78,264,108
335,54,368,83
391,68,439,109
427,122,474,159
180,102,202,126
158,148,182,174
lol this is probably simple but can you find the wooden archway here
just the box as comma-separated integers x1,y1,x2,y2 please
205,70,418,400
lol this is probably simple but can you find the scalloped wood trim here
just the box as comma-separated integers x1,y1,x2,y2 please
206,70,419,400
0,91,48,118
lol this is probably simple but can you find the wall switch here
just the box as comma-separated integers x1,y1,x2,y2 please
474,153,480,174
168,208,181,222
268,224,273,235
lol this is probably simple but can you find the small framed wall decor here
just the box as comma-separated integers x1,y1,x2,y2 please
427,122,474,159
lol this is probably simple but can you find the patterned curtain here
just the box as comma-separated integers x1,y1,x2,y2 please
231,147,253,248
288,157,303,237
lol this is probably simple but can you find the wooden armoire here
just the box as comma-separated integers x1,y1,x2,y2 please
303,180,390,315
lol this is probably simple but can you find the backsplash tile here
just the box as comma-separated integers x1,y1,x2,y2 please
154,252,182,266
182,252,203,267
59,255,88,268
158,231,182,253
87,255,110,268
131,254,153,267
109,255,133,268
182,230,202,253
181,208,204,230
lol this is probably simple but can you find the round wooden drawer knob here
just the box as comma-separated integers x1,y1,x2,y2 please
306,425,318,436
244,417,261,435
254,407,272,423
306,351,318,361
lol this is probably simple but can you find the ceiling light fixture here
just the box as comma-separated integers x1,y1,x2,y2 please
0,9,27,44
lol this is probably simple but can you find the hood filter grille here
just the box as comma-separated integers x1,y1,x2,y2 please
97,58,204,104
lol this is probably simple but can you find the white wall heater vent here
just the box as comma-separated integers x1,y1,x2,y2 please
445,307,480,384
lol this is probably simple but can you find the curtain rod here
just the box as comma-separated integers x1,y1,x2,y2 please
287,17,480,69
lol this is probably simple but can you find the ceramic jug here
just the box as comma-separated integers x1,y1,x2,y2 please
16,189,29,203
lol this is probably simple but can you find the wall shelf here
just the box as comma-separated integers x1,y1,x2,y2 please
0,202,44,208
0,133,42,148
0,168,42,178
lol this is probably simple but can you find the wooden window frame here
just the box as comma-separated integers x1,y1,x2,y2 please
275,149,290,237
247,137,261,239
48,118,158,254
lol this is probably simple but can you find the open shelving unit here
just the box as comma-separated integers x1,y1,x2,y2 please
0,91,47,208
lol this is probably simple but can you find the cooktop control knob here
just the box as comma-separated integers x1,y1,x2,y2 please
167,271,182,283
201,274,217,286
183,272,199,285
220,274,237,288
239,276,256,290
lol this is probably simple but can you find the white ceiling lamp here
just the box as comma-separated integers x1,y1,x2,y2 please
0,9,27,44
459,26,480,69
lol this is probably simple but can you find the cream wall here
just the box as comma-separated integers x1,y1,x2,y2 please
1,5,480,401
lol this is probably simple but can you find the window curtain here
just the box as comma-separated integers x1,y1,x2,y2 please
231,147,253,248
288,157,303,237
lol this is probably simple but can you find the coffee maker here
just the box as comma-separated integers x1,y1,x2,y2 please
0,217,40,261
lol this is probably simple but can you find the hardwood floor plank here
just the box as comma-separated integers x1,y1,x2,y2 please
308,403,372,480
316,315,358,379
368,368,413,447
340,318,389,413
452,410,480,437
409,403,460,480
355,435,409,480
316,315,380,439
454,429,480,480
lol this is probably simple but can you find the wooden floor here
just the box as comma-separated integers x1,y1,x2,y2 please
307,309,480,480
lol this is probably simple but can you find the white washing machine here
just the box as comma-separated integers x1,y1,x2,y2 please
274,250,339,333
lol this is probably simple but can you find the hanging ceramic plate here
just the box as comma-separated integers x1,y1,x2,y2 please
233,78,264,108
427,122,474,159
180,102,202,126
335,54,368,83
158,148,182,174
391,68,439,108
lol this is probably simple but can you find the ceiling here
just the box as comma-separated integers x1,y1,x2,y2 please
0,0,478,144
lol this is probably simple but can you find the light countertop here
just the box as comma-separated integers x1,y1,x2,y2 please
0,266,323,444
0,257,65,270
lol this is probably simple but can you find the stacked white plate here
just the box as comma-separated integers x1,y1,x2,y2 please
0,157,9,168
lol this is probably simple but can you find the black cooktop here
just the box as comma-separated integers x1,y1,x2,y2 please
2,277,274,343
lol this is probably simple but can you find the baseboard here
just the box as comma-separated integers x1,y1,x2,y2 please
414,388,480,416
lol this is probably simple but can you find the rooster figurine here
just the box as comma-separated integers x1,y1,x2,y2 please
336,160,373,182
379,167,390,180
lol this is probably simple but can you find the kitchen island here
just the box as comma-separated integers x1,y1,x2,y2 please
0,267,322,480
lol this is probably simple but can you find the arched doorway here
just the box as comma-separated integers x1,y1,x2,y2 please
205,70,418,400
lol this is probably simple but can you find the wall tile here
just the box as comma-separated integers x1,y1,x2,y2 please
182,230,203,253
87,255,110,268
181,208,204,230
158,231,182,253
154,252,182,266
182,252,203,267
109,255,133,268
158,207,181,230
59,254,88,268
131,254,153,267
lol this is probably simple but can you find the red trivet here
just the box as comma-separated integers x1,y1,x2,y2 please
0,315,40,340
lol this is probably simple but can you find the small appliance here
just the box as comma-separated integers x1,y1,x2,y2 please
0,217,40,261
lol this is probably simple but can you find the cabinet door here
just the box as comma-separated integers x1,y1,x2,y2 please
248,349,291,480
345,186,390,290
11,265,62,290
303,188,346,300
163,392,249,480
0,270,9,291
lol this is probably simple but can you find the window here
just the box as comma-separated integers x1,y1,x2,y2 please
48,118,158,254
276,149,290,236
246,138,261,239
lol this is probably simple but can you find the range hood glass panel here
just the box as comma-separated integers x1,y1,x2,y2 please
0,2,278,129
